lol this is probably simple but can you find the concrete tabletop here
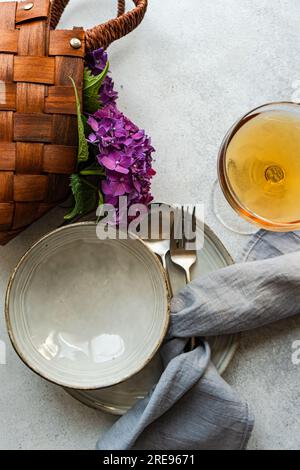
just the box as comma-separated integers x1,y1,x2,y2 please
1,0,299,450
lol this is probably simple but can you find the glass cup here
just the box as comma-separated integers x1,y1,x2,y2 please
214,102,300,233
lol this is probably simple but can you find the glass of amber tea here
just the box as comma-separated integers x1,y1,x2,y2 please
216,102,300,233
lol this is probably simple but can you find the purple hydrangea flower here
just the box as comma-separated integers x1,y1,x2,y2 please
102,171,134,197
85,48,118,107
85,48,108,72
98,150,132,174
85,49,155,211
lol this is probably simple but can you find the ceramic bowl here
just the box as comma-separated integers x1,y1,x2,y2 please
5,222,169,389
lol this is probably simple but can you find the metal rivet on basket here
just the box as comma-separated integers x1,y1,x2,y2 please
22,2,34,10
70,38,82,49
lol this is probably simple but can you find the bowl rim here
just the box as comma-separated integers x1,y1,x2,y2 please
5,221,170,390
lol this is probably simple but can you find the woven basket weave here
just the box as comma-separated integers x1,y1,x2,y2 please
0,0,148,245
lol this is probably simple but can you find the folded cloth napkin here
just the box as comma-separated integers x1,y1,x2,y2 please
97,230,300,450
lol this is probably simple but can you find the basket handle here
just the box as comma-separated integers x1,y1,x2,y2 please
50,0,148,51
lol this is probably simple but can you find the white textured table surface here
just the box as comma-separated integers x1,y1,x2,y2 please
1,0,300,450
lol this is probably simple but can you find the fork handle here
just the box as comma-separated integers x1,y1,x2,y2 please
184,269,191,284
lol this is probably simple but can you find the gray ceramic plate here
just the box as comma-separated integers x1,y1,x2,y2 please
66,220,238,414
6,223,170,390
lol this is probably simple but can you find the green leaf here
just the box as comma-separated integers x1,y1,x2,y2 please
64,174,97,220
69,76,89,163
83,61,109,113
82,113,91,135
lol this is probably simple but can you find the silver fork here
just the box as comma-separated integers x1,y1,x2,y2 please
143,206,173,296
145,237,170,273
170,205,197,283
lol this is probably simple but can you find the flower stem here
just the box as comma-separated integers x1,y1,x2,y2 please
79,169,105,176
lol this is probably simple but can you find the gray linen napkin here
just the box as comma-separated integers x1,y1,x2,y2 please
97,230,300,450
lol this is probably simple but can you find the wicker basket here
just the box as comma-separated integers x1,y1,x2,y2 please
0,0,148,245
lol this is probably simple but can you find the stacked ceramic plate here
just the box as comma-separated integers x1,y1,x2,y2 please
5,207,238,415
